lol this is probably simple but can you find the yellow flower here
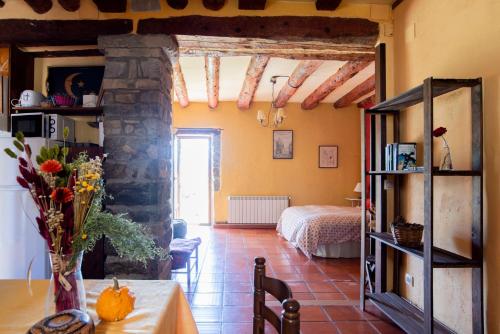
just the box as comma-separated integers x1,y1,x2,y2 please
78,188,85,193
75,181,80,185
86,185,94,191
82,181,88,187
82,234,88,240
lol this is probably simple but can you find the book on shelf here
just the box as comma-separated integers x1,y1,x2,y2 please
385,143,417,171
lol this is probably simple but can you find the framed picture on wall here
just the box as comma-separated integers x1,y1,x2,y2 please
47,66,105,106
273,130,293,159
319,145,338,168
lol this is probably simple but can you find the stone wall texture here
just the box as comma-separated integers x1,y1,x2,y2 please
98,34,177,279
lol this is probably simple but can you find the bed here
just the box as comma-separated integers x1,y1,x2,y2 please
276,205,362,258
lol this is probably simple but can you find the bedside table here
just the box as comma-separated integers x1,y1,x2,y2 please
345,197,362,207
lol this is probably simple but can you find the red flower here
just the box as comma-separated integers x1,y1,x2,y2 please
40,159,62,174
50,187,74,204
433,127,447,137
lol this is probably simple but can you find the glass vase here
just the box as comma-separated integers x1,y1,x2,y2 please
45,252,86,315
440,143,453,170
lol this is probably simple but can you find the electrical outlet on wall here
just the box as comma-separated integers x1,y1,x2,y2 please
405,273,414,287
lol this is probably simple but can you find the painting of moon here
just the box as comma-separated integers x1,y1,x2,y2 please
47,66,104,105
64,73,81,98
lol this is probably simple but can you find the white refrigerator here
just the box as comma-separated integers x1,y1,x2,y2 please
0,134,49,279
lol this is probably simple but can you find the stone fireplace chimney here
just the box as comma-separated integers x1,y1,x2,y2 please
98,35,177,279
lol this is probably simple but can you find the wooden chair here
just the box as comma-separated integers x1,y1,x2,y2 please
253,257,300,334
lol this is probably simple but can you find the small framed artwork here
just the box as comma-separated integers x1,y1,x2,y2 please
47,66,105,106
273,130,293,159
319,145,338,168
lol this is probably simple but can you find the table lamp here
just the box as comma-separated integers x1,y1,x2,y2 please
354,182,362,198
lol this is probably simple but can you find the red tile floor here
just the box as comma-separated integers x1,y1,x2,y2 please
172,227,403,334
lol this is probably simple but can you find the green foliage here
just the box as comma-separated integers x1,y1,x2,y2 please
63,126,69,140
4,148,17,159
15,131,25,144
13,140,24,152
72,184,166,266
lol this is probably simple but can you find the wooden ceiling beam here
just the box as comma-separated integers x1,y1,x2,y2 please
176,35,375,61
24,0,53,14
274,60,323,108
58,0,80,11
237,55,270,110
239,0,266,10
0,19,133,45
334,74,375,108
357,94,376,109
301,61,371,110
166,0,188,9
203,0,225,10
92,0,126,12
205,56,220,109
315,0,341,10
138,16,379,45
29,48,102,58
172,57,189,108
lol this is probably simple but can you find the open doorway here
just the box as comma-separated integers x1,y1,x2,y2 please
174,133,213,226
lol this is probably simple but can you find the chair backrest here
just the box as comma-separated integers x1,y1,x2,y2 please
253,257,300,334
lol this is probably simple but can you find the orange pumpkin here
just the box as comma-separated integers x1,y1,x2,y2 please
96,277,135,322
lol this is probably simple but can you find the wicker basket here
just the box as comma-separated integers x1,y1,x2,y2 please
391,220,423,248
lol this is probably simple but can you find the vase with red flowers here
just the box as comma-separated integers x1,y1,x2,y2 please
433,126,453,170
4,131,166,316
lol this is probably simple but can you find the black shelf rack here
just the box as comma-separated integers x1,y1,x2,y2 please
359,77,484,334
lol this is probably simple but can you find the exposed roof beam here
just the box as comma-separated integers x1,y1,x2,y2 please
24,0,52,14
301,61,371,110
392,0,405,9
239,0,266,10
0,20,133,46
334,75,375,108
172,57,189,108
166,0,187,9
58,0,80,11
138,16,379,45
205,56,220,109
274,60,323,108
357,94,376,109
203,0,225,10
29,48,102,58
316,0,341,10
92,0,126,12
176,35,374,61
237,55,270,110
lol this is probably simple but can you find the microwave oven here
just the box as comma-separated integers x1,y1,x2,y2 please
11,113,75,142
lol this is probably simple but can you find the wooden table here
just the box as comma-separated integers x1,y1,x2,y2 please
0,279,198,334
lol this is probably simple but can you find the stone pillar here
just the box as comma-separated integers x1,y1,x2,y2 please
98,35,176,279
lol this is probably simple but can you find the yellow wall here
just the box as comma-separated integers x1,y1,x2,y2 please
173,101,361,223
393,1,499,333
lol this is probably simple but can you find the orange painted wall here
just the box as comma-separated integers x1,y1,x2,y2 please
172,101,361,223
393,1,499,332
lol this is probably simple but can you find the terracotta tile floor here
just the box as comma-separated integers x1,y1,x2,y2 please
172,227,403,334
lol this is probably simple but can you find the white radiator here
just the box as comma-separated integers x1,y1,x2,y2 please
228,196,290,224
